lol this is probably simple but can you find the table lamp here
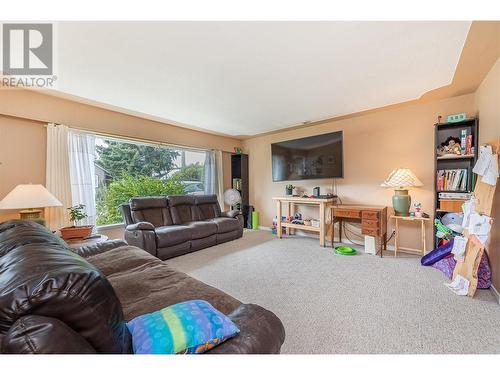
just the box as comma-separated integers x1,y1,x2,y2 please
0,184,62,221
381,169,423,216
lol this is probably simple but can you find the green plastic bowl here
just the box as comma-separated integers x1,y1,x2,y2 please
334,246,357,256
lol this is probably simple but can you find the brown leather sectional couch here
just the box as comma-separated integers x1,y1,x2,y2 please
121,195,243,260
0,220,285,354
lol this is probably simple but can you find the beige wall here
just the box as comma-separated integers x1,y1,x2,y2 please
0,90,241,152
243,94,477,250
475,58,500,144
0,116,47,222
475,57,500,293
0,90,242,230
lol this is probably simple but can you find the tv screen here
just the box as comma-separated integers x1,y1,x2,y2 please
271,131,343,182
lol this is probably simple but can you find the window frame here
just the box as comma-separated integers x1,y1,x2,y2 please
89,132,210,228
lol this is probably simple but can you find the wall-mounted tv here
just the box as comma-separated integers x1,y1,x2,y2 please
271,131,343,182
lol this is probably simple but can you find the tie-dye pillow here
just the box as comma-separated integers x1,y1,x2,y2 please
126,300,240,354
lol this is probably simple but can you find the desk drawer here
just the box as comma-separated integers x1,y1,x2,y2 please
362,227,380,236
333,209,361,219
361,219,379,229
362,211,380,220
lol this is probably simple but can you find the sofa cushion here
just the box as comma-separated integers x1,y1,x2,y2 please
129,197,172,227
85,246,241,320
168,195,198,224
126,300,240,354
195,195,221,220
210,217,241,233
186,221,218,239
0,221,130,353
155,225,192,247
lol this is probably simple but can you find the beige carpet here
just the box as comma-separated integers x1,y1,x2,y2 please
167,230,500,354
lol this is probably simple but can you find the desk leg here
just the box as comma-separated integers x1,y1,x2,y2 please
339,218,342,244
394,218,399,257
276,200,282,239
331,218,335,248
319,202,325,247
381,232,387,258
422,220,426,255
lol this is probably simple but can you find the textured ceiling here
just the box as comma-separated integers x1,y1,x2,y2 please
53,21,471,136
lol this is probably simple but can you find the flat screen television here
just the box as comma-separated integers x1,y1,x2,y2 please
271,131,343,182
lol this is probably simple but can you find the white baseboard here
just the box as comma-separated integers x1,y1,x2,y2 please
490,284,500,305
257,225,398,251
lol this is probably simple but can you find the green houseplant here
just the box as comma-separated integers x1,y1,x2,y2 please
60,204,94,240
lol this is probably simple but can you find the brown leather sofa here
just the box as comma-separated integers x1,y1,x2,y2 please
121,195,243,260
0,220,285,354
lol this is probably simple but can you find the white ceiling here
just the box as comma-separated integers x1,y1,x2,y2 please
54,21,471,137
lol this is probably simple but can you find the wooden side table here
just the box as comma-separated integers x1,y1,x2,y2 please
65,234,109,249
391,215,430,257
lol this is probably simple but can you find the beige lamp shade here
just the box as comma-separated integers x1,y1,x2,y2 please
0,184,62,210
381,168,423,189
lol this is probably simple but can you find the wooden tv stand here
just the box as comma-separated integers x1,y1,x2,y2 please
273,196,336,247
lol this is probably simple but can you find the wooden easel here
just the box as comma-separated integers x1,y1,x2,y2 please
452,139,499,297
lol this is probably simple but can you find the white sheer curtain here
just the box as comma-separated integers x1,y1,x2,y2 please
68,130,97,226
215,150,224,209
204,150,216,195
204,150,224,207
45,123,72,231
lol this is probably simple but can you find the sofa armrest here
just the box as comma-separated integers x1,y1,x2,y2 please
2,315,97,354
72,239,127,258
124,223,157,256
206,304,285,354
126,221,155,231
220,210,241,219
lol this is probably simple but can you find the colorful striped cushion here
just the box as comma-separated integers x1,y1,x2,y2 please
126,300,240,354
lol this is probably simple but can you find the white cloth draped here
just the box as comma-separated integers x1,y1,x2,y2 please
45,124,72,231
68,130,97,226
204,149,224,208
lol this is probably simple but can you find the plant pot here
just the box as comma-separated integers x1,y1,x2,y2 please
285,188,293,196
60,225,94,240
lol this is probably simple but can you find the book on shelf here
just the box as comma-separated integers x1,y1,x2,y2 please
438,192,472,200
436,169,468,191
466,134,472,155
460,129,467,154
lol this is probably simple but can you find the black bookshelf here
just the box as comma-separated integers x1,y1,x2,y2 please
433,118,478,247
231,153,249,227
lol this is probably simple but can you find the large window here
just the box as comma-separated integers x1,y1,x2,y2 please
93,136,207,225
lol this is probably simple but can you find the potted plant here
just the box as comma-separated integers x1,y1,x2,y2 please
285,184,294,196
60,204,94,240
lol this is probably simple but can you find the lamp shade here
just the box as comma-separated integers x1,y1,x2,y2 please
0,184,62,209
381,169,423,189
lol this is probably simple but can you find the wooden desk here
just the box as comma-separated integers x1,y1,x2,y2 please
331,205,388,257
391,215,430,257
272,196,337,247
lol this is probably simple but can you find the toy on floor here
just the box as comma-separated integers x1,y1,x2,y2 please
432,252,492,289
271,216,287,235
334,246,357,256
421,239,454,266
434,218,453,239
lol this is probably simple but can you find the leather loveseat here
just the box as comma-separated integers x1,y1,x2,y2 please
121,195,243,260
0,220,285,354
